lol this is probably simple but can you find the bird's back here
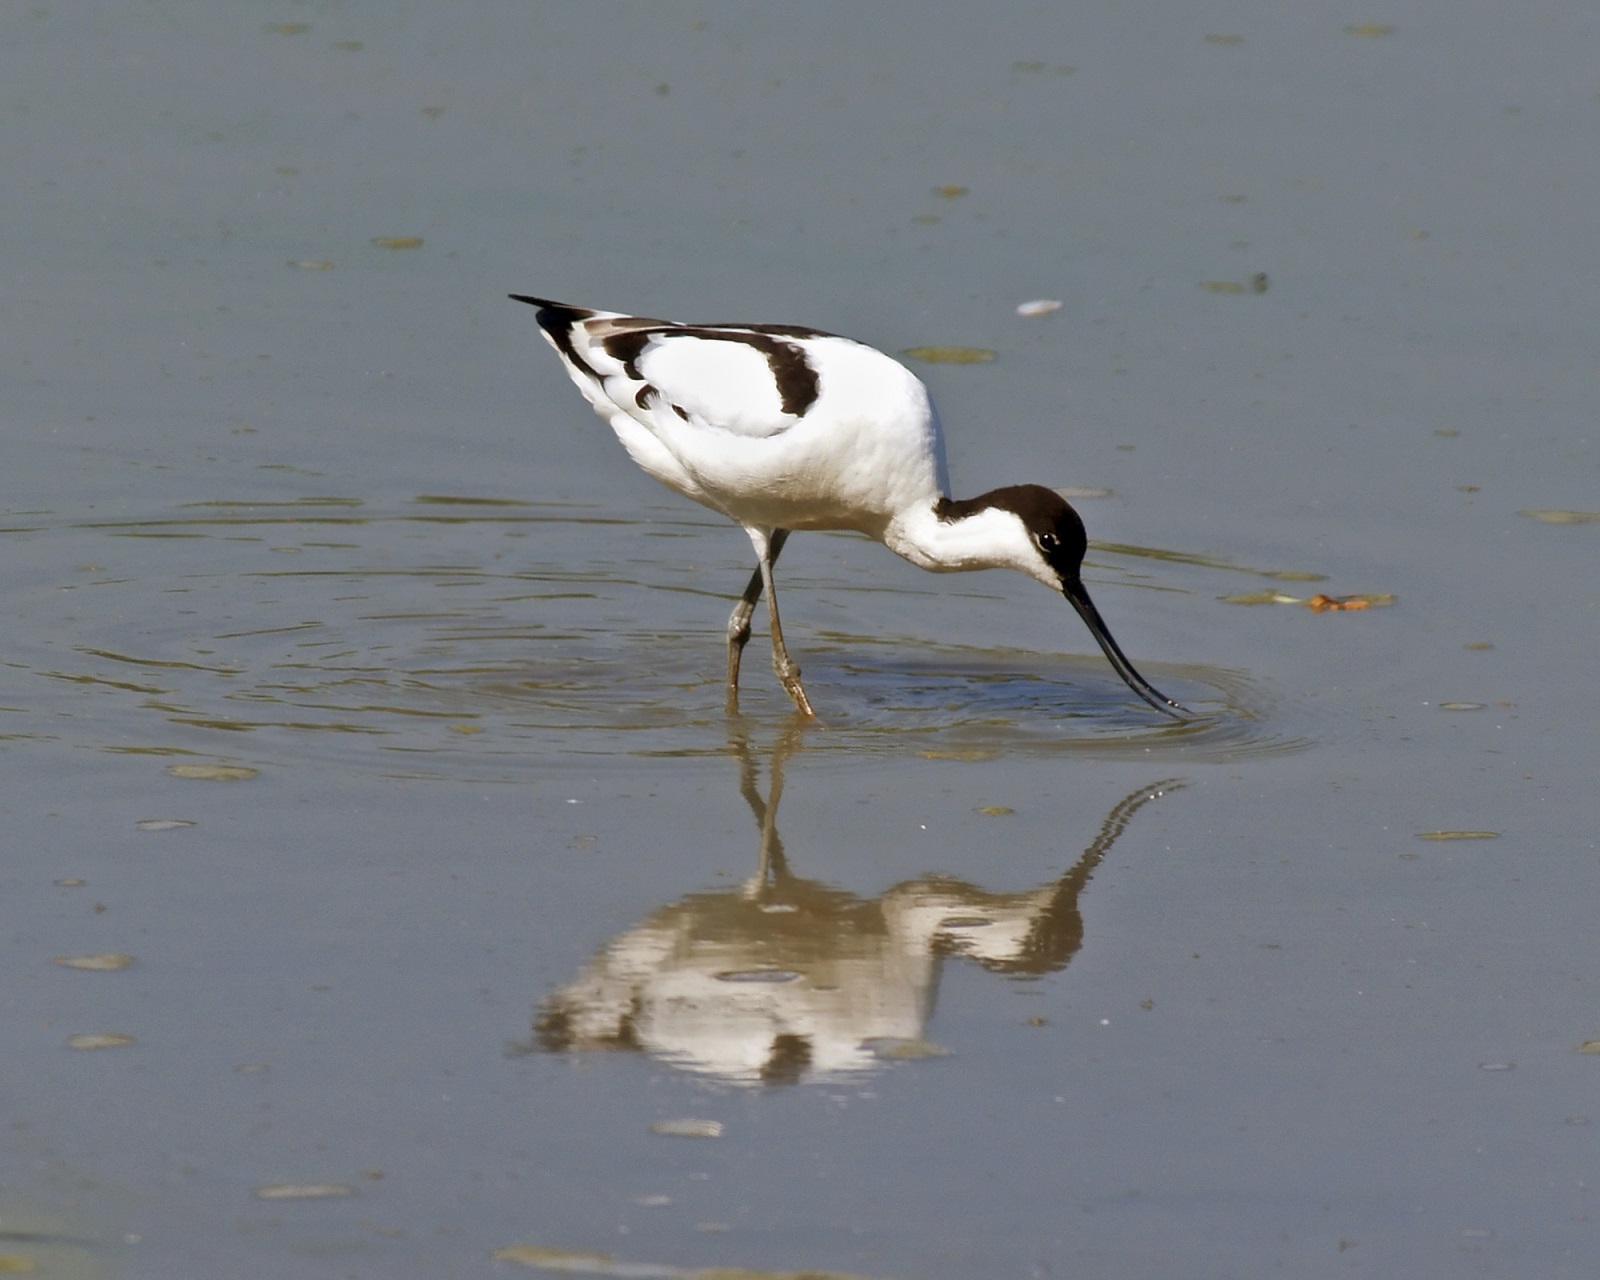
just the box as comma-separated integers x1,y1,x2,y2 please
517,297,950,535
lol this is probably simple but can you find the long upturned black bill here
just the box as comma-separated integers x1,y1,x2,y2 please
1063,582,1188,718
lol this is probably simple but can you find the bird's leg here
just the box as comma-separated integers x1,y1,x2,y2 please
758,541,815,718
725,571,764,693
725,528,788,704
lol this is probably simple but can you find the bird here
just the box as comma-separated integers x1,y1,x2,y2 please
511,295,1187,720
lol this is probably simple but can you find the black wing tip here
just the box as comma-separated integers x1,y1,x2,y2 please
509,294,593,327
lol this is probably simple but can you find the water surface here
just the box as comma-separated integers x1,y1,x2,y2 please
4,4,1597,1278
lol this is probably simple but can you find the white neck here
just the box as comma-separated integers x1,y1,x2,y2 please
883,503,1058,588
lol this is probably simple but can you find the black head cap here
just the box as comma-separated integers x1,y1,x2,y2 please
965,485,1187,717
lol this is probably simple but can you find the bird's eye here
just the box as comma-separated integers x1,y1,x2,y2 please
1037,532,1059,552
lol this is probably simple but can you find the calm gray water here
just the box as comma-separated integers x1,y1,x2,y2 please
4,4,1597,1278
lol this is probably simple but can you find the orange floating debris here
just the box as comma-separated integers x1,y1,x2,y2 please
1307,593,1386,612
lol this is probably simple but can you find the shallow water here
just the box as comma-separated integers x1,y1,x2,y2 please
7,497,1302,777
4,4,1598,1278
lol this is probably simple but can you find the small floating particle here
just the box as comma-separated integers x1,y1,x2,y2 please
448,724,483,734
976,806,1014,816
633,1194,672,1207
1016,298,1063,317
493,1246,884,1279
1438,702,1484,711
136,818,195,831
1250,272,1270,293
55,878,86,887
1024,1016,1049,1027
1578,1040,1600,1055
421,104,445,117
933,184,969,198
0,1257,38,1274
1199,280,1246,294
1416,830,1500,841
1465,642,1494,650
255,1183,355,1200
1477,1061,1515,1072
902,346,996,364
1307,593,1396,612
491,1247,620,1272
1345,23,1395,37
861,1037,950,1061
1221,591,1303,606
1308,595,1367,611
1519,509,1600,525
288,259,335,271
649,1119,723,1139
66,1033,136,1050
371,236,424,250
166,764,258,781
54,954,134,971
264,22,310,34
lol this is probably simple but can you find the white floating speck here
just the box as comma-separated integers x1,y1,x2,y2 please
861,1037,950,1061
255,1182,355,1200
166,764,258,782
1016,298,1063,317
54,954,134,971
648,1118,723,1139
66,1033,136,1050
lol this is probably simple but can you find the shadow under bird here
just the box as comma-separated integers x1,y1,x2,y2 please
512,294,1187,719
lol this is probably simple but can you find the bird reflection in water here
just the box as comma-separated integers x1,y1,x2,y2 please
521,727,1183,1086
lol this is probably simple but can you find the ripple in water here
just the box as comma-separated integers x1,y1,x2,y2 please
7,500,1313,778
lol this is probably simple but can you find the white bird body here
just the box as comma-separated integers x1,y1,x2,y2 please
513,295,1185,718
538,306,949,543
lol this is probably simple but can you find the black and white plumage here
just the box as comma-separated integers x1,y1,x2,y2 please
512,294,1185,719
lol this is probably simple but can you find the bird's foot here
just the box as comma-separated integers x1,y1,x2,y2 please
774,660,816,718
726,639,749,692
